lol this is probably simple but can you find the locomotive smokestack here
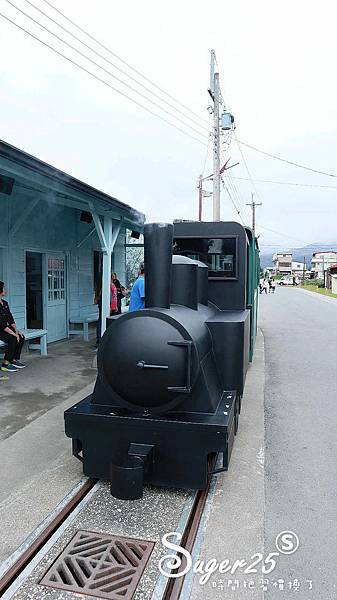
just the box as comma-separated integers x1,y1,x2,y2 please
144,223,173,308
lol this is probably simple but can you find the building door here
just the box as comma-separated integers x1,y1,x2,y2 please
46,254,67,342
26,252,43,329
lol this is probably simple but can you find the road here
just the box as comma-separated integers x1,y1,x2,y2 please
259,286,337,599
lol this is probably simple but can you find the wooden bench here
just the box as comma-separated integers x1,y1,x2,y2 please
0,329,48,356
69,314,98,342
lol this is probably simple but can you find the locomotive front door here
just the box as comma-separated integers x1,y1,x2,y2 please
46,253,67,342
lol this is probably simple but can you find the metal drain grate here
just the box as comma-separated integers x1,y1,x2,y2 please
40,530,154,599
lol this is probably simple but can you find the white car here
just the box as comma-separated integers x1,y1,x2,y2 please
278,277,298,286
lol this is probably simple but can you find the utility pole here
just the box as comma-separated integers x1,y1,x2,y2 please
302,256,306,284
197,175,213,221
212,72,221,221
246,194,262,236
198,174,203,222
207,49,234,221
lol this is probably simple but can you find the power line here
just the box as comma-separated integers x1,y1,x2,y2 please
220,143,251,223
0,11,209,148
5,0,209,142
7,2,334,190
237,139,337,178
221,177,245,225
40,0,211,128
226,173,249,222
232,176,337,189
234,135,264,204
257,224,310,245
226,169,244,203
21,0,210,136
221,131,232,150
224,172,250,224
201,133,212,176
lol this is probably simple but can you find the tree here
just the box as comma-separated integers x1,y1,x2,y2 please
125,230,144,291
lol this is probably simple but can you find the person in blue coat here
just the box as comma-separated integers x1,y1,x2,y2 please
129,264,145,312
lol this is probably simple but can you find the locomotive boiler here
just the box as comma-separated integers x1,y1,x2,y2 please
65,221,259,500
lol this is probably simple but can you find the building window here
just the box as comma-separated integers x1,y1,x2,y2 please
48,258,65,302
173,237,237,279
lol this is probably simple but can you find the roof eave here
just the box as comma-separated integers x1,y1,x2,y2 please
0,139,145,228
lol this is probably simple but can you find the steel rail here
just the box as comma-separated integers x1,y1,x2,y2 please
162,454,217,599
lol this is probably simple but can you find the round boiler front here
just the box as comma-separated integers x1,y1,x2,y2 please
98,311,198,412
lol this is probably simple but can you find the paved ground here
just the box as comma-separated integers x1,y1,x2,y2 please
0,332,97,440
0,333,97,564
0,384,95,564
261,287,337,600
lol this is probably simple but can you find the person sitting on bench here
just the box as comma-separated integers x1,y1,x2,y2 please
0,281,26,372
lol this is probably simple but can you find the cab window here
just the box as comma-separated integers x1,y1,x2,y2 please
173,237,237,279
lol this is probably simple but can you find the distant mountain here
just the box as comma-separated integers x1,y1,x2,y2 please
292,242,337,262
259,253,277,269
260,241,337,269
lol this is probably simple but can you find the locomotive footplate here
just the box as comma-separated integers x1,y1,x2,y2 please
65,391,237,500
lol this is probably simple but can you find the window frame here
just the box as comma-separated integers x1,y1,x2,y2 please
47,257,65,303
173,234,239,281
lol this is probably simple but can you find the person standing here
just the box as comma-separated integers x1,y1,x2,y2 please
110,274,118,315
94,275,118,347
0,281,26,372
112,272,126,315
129,263,145,312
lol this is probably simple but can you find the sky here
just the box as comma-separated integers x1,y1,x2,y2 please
0,0,336,251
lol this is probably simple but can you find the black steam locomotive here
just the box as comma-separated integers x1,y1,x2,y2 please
65,221,259,500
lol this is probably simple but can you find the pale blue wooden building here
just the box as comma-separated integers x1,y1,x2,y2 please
0,140,145,343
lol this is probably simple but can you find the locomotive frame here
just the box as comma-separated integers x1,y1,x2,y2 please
65,220,259,500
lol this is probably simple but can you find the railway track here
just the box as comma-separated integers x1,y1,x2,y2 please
0,478,97,598
0,457,217,600
162,479,213,600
